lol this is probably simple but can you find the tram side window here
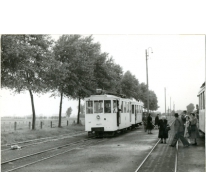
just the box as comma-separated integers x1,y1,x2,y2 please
124,102,126,113
113,100,117,113
203,92,205,109
104,100,111,113
121,102,123,113
86,101,93,114
132,105,134,114
94,100,103,113
127,103,129,112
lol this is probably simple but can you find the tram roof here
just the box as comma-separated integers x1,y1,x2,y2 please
198,82,205,95
85,94,143,104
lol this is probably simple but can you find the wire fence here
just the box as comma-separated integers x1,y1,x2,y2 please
1,118,85,132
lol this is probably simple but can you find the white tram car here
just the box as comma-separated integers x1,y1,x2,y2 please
197,82,205,133
85,90,143,137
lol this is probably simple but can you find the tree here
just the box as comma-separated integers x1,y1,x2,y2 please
149,90,159,111
120,71,140,99
51,35,101,126
66,107,72,118
186,103,195,113
1,35,53,130
138,83,159,111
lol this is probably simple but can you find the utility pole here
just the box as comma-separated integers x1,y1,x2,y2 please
165,87,166,115
170,97,171,117
146,50,150,115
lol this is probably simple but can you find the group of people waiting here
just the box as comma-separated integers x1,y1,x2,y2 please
170,111,199,147
142,110,199,146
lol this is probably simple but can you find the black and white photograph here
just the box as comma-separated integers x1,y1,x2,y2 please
0,0,206,175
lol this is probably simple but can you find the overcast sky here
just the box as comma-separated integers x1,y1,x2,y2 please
0,35,205,117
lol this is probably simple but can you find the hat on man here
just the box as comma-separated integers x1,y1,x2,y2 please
174,113,179,117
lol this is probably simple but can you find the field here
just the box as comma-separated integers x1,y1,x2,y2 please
1,117,85,145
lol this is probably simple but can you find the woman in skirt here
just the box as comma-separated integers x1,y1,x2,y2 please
158,116,169,144
190,113,199,145
184,115,191,144
147,113,153,134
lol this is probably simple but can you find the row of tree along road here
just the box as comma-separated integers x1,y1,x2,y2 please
1,35,159,130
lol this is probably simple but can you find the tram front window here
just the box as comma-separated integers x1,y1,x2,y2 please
94,100,103,113
86,101,93,114
104,100,111,113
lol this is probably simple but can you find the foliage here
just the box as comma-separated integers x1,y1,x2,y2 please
121,71,140,99
66,107,72,117
186,103,195,113
1,35,53,129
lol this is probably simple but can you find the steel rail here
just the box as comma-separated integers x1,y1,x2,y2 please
1,132,86,152
175,141,179,172
1,131,86,147
1,137,95,165
135,118,175,172
5,139,107,172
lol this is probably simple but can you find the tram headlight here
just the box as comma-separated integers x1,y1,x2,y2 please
96,115,100,119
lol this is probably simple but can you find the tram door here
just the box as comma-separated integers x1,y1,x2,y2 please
135,105,137,123
115,100,120,126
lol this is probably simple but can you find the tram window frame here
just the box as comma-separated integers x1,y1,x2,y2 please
200,93,202,110
104,100,111,113
86,101,93,114
113,100,117,113
132,105,134,114
127,102,129,112
124,102,126,113
94,100,103,113
121,102,123,113
203,91,205,109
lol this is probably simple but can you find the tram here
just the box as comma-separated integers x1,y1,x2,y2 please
197,82,205,133
85,89,143,137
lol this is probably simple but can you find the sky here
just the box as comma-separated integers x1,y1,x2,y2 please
0,34,205,117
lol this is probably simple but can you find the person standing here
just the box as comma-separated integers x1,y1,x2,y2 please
155,114,159,129
142,113,147,132
147,113,153,134
184,115,191,144
170,113,190,147
158,116,169,144
190,113,199,145
181,110,187,124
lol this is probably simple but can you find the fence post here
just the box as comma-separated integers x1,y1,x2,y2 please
14,122,17,130
51,121,52,128
29,122,31,129
40,121,43,129
67,120,68,126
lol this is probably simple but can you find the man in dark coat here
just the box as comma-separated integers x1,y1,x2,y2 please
146,113,153,134
142,113,147,132
158,116,169,144
155,114,159,129
170,113,190,147
181,110,187,124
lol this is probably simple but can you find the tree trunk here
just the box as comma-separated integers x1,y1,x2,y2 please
58,91,63,127
29,89,36,130
77,97,81,124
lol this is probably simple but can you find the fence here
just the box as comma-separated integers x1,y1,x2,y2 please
1,118,85,132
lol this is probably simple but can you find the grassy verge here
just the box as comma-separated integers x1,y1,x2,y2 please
1,124,85,145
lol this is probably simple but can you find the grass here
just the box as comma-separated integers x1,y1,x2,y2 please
1,122,85,146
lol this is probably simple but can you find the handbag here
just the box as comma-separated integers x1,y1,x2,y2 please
191,124,196,132
166,125,171,131
187,126,192,134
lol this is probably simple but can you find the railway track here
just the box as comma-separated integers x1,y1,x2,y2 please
1,131,87,152
1,137,107,172
135,118,177,172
